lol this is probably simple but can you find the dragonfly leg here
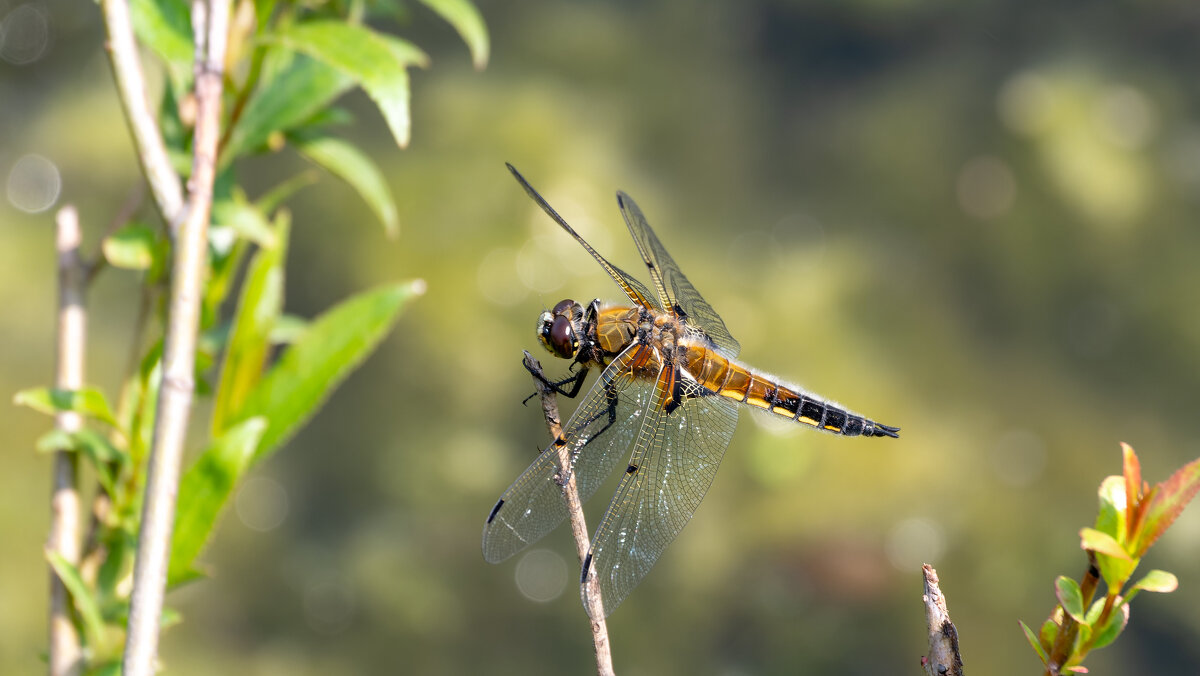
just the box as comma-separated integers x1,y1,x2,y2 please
522,356,591,400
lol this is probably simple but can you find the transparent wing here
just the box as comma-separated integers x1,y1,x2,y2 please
583,367,740,617
616,191,740,359
482,347,657,563
507,164,661,311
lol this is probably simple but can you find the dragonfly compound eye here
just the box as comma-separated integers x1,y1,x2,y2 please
547,315,579,359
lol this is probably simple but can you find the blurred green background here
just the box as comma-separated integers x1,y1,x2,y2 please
5,1,1200,673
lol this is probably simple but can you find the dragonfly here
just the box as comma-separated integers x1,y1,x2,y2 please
483,164,899,618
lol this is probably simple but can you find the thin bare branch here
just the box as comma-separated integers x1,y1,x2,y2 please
921,564,964,676
523,351,615,676
122,2,229,674
49,205,86,676
102,0,185,229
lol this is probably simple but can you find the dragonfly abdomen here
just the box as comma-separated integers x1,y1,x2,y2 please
684,345,899,438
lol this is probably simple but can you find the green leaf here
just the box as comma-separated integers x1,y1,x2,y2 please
1079,527,1130,560
291,132,399,237
256,170,320,215
212,189,277,248
212,214,290,435
88,660,122,676
267,21,429,148
37,429,128,496
130,0,193,89
223,54,356,163
102,222,160,270
1089,601,1129,651
269,314,308,344
1131,569,1178,594
416,0,489,69
1095,475,1126,540
168,417,268,586
1134,456,1200,557
47,551,109,654
237,280,424,461
15,387,120,428
1039,617,1059,653
1056,575,1087,625
1020,620,1049,664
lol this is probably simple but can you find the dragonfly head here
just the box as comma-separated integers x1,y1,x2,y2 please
537,299,585,360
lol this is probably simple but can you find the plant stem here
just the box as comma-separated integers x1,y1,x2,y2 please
101,0,185,231
49,205,86,676
522,352,615,676
122,2,229,674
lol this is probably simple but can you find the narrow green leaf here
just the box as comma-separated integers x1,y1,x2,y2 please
291,133,399,237
130,0,193,89
417,0,489,69
238,280,425,461
1134,456,1200,556
14,387,119,428
212,214,290,435
168,417,268,586
1056,576,1087,625
212,190,277,248
1079,527,1130,560
1089,601,1129,651
102,222,160,270
47,551,109,654
1020,620,1049,664
1131,569,1178,594
267,21,429,148
223,54,356,163
256,170,320,215
46,429,128,497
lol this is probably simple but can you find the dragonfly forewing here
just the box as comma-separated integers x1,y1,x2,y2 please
616,191,740,358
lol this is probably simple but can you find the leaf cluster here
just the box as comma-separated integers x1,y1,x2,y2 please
1021,443,1200,675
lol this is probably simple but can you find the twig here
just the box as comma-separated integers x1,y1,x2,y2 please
122,2,229,674
921,564,964,676
523,351,615,676
102,0,185,230
49,205,86,676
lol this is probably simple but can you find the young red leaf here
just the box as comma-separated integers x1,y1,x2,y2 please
1121,443,1141,531
1134,456,1200,557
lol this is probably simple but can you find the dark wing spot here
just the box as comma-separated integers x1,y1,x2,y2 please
486,499,505,524
626,464,639,474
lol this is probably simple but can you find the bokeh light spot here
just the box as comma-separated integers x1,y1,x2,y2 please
990,428,1047,488
956,156,1016,220
1094,85,1156,150
477,246,527,307
998,72,1055,136
0,4,50,65
885,517,945,572
514,548,568,603
235,476,289,532
7,154,61,214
